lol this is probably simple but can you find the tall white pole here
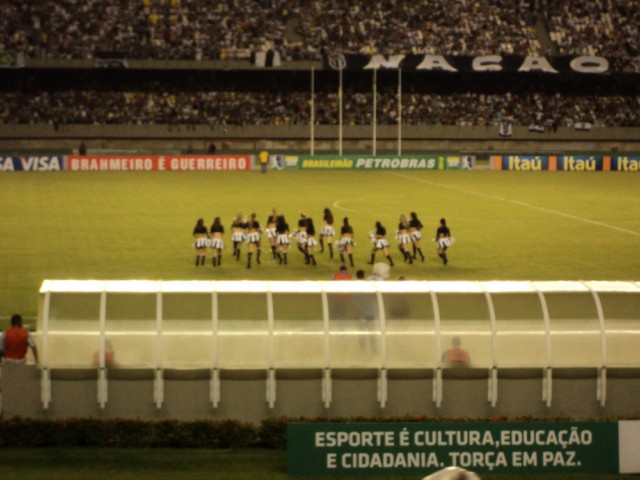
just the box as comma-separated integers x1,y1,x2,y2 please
372,68,377,156
397,68,402,156
310,67,315,156
338,68,343,155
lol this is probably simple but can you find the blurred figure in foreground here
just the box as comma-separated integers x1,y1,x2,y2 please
422,466,481,480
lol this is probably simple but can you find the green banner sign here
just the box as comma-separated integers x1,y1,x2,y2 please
297,155,465,170
287,421,622,475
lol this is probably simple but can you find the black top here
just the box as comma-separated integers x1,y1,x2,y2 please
341,224,354,235
193,224,207,235
436,225,451,237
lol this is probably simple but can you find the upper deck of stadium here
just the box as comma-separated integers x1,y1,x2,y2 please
1,0,638,61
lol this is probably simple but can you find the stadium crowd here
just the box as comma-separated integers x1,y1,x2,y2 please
2,88,638,128
1,0,638,129
0,0,638,60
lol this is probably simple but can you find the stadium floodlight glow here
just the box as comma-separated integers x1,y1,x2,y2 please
267,281,323,293
160,281,216,293
481,281,538,293
105,280,160,292
375,281,432,293
531,281,590,292
39,279,106,293
426,280,485,293
213,280,269,293
320,280,377,293
584,281,640,292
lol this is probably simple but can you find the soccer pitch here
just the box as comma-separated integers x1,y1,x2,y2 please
1,169,639,321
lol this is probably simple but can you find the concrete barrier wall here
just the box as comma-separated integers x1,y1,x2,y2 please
3,364,640,422
1,124,639,155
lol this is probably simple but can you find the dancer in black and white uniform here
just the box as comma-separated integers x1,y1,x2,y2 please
409,211,425,262
209,216,225,267
320,207,335,259
245,212,262,269
338,217,355,267
231,212,246,261
397,214,414,264
193,218,209,267
368,221,394,267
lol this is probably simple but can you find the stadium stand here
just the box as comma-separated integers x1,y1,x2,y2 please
2,0,637,60
1,89,638,128
0,0,638,148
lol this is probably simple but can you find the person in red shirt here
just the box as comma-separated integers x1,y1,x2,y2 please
0,314,39,364
332,265,352,280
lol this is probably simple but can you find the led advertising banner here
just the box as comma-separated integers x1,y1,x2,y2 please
287,421,640,476
0,156,65,171
65,155,252,171
297,155,466,170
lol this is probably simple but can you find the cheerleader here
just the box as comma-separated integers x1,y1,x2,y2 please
368,221,394,267
231,212,246,261
338,217,355,267
409,211,425,262
397,214,414,264
265,207,279,259
245,212,262,269
293,212,308,258
435,217,453,265
320,207,335,258
305,216,318,266
275,215,291,264
193,218,209,267
209,216,225,267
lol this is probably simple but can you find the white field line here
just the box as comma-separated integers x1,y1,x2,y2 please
374,172,640,238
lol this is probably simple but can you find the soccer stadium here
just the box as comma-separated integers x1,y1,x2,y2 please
0,1,639,479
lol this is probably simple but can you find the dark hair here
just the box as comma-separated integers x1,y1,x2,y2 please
11,314,22,326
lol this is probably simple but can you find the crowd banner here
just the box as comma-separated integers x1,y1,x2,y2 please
287,421,640,476
0,50,25,68
491,155,640,172
65,154,253,171
324,54,619,75
296,154,467,170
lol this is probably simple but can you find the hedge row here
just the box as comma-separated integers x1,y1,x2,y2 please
0,418,266,448
0,416,631,449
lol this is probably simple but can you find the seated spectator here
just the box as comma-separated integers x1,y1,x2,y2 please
442,336,470,367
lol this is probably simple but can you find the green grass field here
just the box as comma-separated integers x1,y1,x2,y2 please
1,169,639,322
0,448,633,480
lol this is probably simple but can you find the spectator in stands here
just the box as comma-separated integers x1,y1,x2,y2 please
442,336,471,367
0,314,39,365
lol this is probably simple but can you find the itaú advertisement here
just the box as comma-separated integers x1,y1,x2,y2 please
66,155,252,171
491,155,640,172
